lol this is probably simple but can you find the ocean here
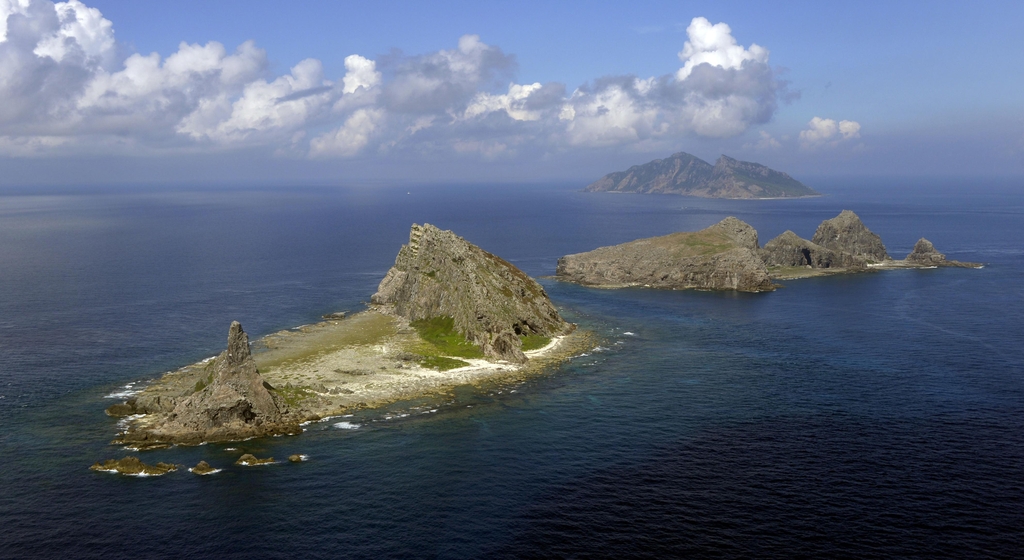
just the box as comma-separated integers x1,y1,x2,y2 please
1,179,1022,558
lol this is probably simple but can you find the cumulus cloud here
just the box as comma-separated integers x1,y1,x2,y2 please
676,17,768,80
799,116,861,148
0,3,806,162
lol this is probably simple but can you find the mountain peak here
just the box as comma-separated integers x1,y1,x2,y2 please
586,152,818,199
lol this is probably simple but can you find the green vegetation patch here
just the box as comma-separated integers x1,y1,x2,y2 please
418,355,472,371
410,316,484,359
520,334,551,352
271,385,317,407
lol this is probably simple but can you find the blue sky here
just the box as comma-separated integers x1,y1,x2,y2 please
1,0,1022,185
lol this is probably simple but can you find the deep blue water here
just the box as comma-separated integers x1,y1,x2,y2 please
1,180,1022,558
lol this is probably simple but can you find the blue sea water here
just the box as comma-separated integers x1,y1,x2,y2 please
0,180,1022,558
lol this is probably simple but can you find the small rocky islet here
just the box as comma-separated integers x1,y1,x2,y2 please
102,223,586,454
556,210,981,292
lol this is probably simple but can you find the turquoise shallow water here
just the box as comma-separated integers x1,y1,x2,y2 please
1,180,1022,558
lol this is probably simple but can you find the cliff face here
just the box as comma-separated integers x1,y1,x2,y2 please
555,217,775,292
761,230,866,269
811,210,890,263
372,224,572,363
117,322,298,446
584,152,818,199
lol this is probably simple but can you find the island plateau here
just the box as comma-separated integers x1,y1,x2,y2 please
556,210,980,291
105,224,584,449
585,152,819,199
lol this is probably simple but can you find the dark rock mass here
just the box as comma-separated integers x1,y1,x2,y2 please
555,217,775,292
584,152,818,199
91,456,178,476
372,223,573,363
115,322,300,446
905,238,946,265
761,230,866,269
811,210,890,262
905,238,981,268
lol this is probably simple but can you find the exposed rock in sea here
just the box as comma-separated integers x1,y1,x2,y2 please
288,454,305,463
584,152,818,199
235,453,274,466
555,217,775,292
811,210,890,263
114,322,301,447
761,230,866,269
372,223,573,363
905,238,946,265
904,238,981,268
190,461,217,475
90,456,178,476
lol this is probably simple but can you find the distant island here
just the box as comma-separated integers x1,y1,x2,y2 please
556,210,981,292
585,152,819,199
104,224,586,451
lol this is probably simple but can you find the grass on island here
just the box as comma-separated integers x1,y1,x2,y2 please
410,316,485,359
271,385,317,407
520,334,551,352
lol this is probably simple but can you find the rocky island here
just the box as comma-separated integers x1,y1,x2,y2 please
104,224,585,450
557,211,981,291
556,217,775,292
585,152,819,199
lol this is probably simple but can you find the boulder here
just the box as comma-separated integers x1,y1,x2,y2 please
190,461,217,475
235,453,274,466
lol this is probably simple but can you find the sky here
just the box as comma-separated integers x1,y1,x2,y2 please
0,0,1022,186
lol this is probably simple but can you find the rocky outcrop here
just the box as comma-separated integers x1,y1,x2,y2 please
190,461,218,475
906,238,945,265
811,210,890,263
905,238,981,268
91,456,178,476
235,453,274,466
761,230,866,269
114,322,301,447
372,224,573,363
555,217,775,292
584,152,818,199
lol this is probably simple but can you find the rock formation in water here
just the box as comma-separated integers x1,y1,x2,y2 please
760,230,866,270
555,217,775,292
372,223,573,363
190,461,217,475
115,321,300,447
810,210,890,263
904,238,981,268
584,152,818,199
90,456,178,476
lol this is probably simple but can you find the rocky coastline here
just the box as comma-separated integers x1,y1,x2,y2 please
104,224,590,450
557,210,981,291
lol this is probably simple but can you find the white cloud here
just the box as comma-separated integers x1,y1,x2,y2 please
309,108,383,158
676,17,768,80
464,82,542,121
747,129,781,150
341,54,380,94
0,4,809,163
800,116,862,148
33,0,113,65
0,0,32,42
